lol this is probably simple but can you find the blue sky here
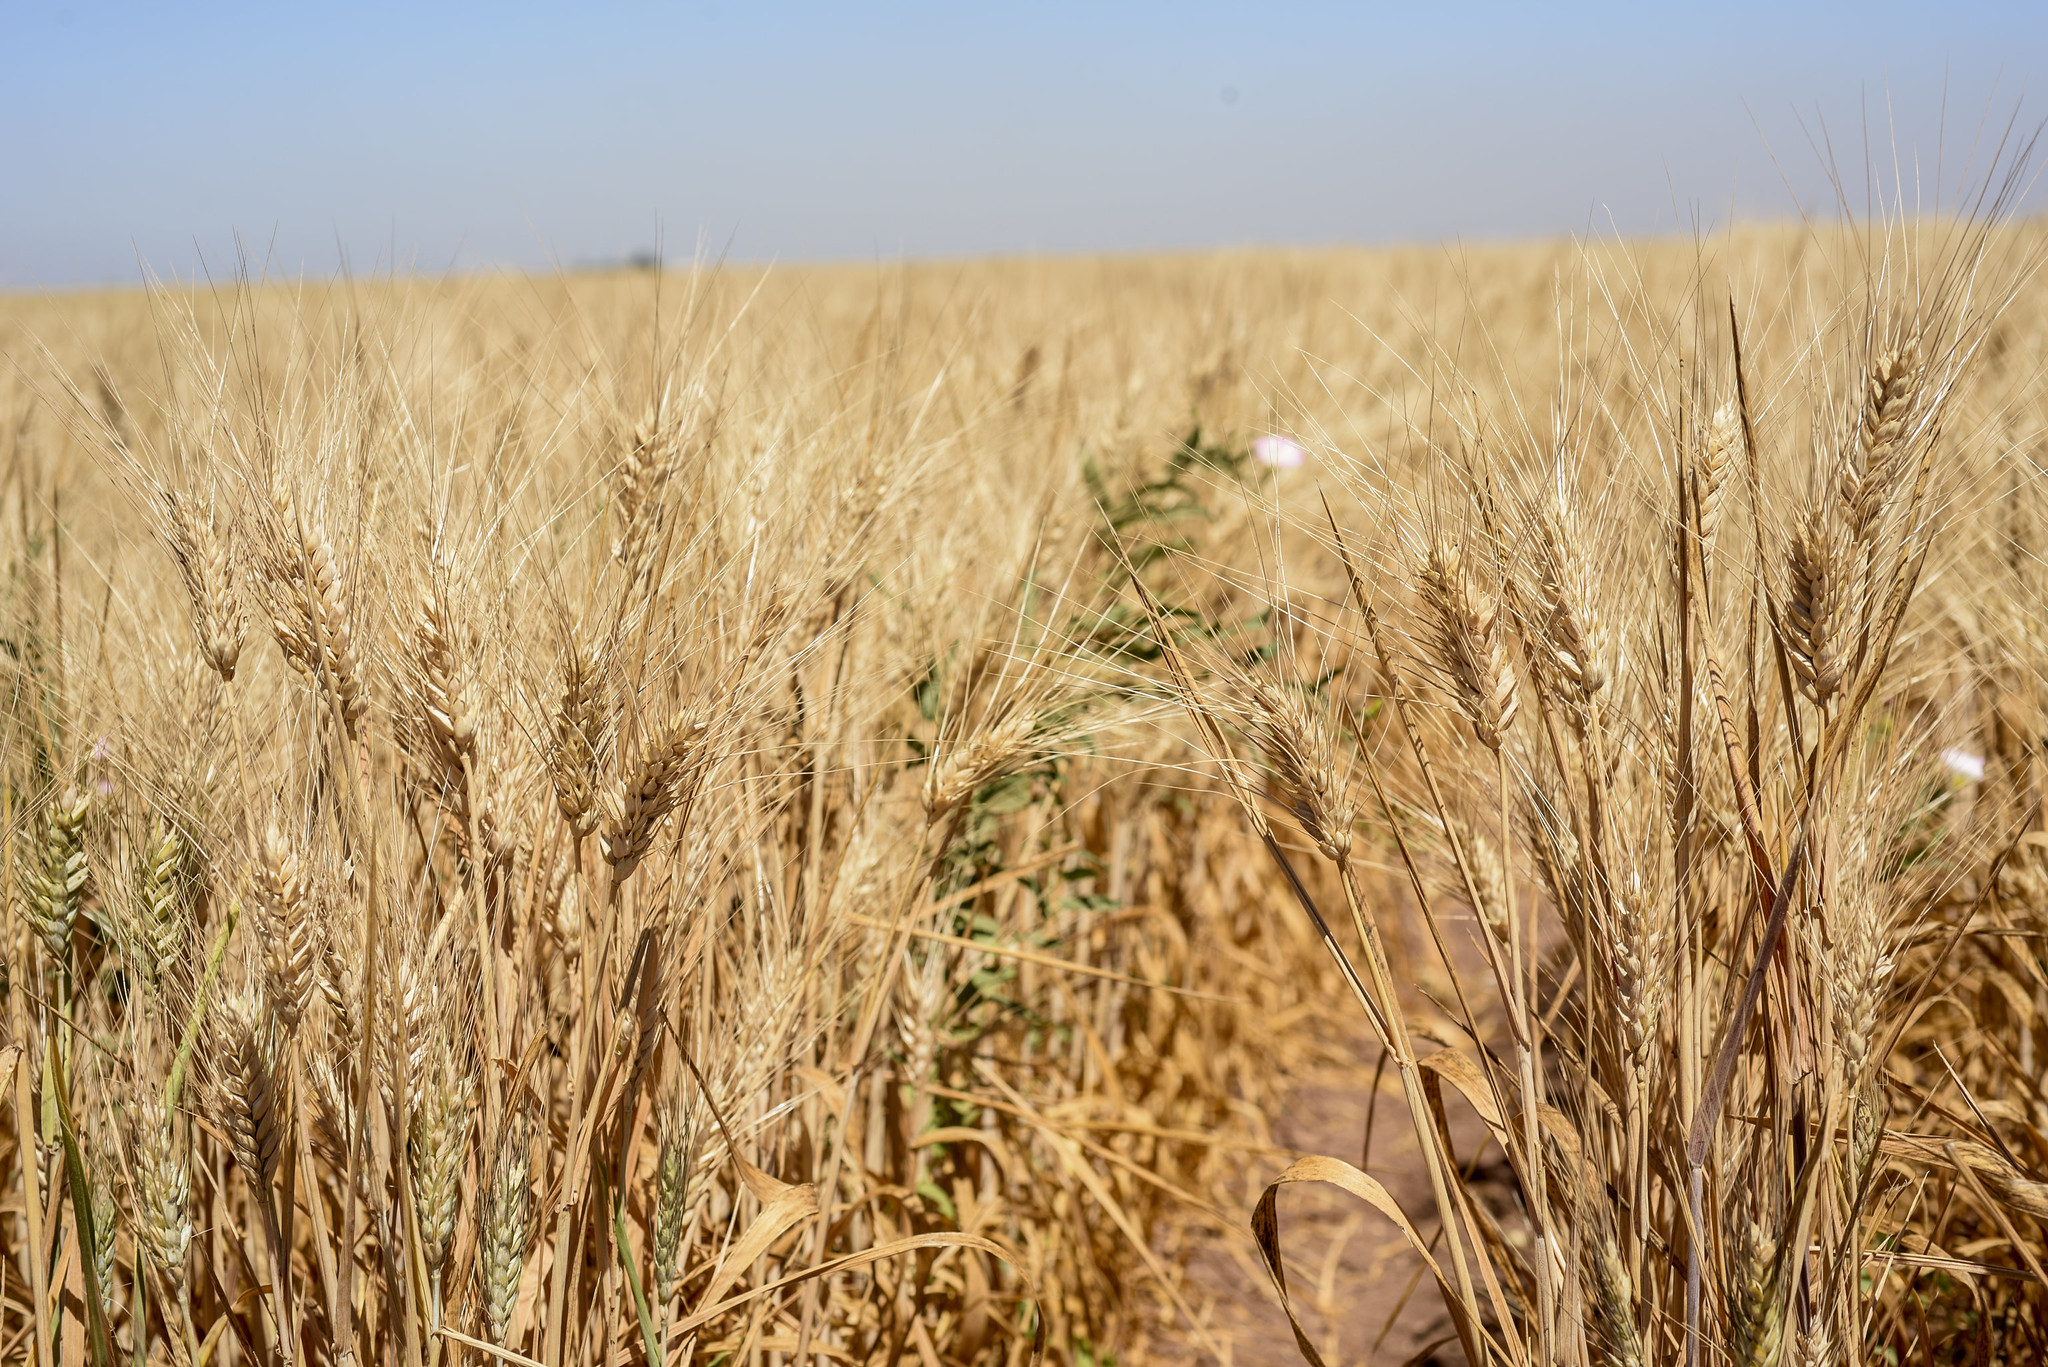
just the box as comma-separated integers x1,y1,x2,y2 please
4,1,2044,287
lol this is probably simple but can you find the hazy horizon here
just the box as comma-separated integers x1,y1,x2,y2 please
7,1,2045,290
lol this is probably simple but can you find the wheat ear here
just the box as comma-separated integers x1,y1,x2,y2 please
254,825,317,1033
216,991,297,1363
409,1035,475,1279
1231,678,1356,862
1841,336,1924,545
922,707,1043,823
602,707,711,881
267,510,369,736
614,402,681,577
1785,506,1848,707
1527,497,1611,708
1697,400,1739,571
1418,538,1520,749
20,788,90,966
161,489,248,682
1726,1219,1785,1367
481,1102,535,1344
135,818,189,990
546,638,608,837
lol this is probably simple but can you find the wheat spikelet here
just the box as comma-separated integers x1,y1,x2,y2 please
1726,1219,1784,1367
408,1035,475,1276
602,707,711,880
215,992,287,1188
922,707,1041,822
135,818,189,989
128,1096,192,1273
1230,678,1355,862
1849,1079,1886,1199
1841,337,1924,544
1698,399,1740,566
546,639,608,837
266,510,369,735
160,490,247,682
1785,507,1848,706
481,1103,535,1343
1418,538,1519,750
19,788,90,965
254,824,317,1032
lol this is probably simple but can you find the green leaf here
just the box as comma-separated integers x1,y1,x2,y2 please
976,773,1035,814
915,1178,958,1223
50,1048,115,1367
166,899,240,1113
914,664,944,722
606,1157,663,1367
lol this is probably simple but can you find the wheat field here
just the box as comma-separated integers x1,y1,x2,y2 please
2,195,2047,1367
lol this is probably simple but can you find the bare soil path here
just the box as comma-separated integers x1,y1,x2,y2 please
1170,1042,1487,1367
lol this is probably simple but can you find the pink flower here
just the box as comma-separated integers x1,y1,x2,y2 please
91,734,116,795
1252,434,1308,471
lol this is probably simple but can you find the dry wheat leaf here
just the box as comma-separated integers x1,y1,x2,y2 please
694,1163,819,1313
1252,1153,1491,1367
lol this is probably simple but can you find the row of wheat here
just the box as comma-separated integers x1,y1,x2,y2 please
0,264,1331,1367
1146,201,2048,1364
